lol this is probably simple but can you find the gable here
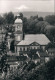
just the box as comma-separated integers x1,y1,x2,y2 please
30,42,40,46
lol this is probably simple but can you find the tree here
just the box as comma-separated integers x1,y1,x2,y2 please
4,12,14,24
0,16,4,25
25,18,38,34
38,17,43,21
45,15,55,25
19,12,23,20
36,21,49,34
30,15,38,20
44,25,55,42
45,42,55,50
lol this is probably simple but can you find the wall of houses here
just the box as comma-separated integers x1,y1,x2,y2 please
16,45,41,55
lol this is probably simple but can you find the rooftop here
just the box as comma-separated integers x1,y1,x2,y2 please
17,34,50,46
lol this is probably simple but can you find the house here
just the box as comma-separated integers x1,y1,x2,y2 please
28,52,40,64
16,34,50,55
6,55,18,71
37,51,50,63
27,49,49,63
7,54,27,71
47,48,55,58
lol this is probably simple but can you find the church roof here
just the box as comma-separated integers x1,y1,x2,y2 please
17,34,50,46
15,18,22,23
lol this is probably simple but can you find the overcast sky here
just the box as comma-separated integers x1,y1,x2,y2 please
0,0,54,13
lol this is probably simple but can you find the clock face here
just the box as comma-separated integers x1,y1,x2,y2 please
17,26,20,31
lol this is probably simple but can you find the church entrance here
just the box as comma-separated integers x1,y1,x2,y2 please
10,40,15,52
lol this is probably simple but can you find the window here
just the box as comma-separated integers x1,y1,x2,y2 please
27,48,29,51
23,47,25,51
20,47,22,51
25,47,27,51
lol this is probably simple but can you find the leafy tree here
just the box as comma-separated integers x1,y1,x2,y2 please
45,42,55,50
0,54,7,71
19,12,23,20
30,15,38,20
38,17,43,21
36,21,49,34
44,25,55,42
0,16,4,25
3,12,14,24
45,15,55,25
26,18,38,34
23,17,27,33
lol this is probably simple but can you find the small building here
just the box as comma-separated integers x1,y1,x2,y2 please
48,48,55,58
38,51,50,63
7,55,19,71
7,54,27,71
28,53,40,64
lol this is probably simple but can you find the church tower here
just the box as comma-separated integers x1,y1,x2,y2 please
14,14,23,43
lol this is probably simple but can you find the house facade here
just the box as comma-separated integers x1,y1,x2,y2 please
16,34,50,56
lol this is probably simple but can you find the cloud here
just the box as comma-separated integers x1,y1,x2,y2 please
15,5,29,12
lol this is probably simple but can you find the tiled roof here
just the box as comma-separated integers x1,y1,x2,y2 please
17,34,50,45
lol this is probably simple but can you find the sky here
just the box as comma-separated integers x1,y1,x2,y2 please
0,0,54,13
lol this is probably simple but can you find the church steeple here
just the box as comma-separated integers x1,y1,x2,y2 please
14,14,23,42
15,14,22,24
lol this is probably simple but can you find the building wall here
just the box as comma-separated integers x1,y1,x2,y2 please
14,23,23,32
41,46,46,51
15,34,23,42
16,45,41,56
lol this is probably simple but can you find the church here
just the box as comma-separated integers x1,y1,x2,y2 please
7,14,50,56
